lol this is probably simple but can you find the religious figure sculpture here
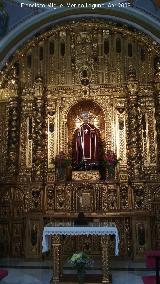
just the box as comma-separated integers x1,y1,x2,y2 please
73,120,103,170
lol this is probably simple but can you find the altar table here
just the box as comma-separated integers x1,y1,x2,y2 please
42,225,119,284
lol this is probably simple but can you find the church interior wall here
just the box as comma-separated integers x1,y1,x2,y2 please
0,19,160,260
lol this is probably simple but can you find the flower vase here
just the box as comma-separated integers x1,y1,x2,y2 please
77,270,85,284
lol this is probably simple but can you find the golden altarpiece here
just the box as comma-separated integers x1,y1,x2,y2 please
0,20,160,260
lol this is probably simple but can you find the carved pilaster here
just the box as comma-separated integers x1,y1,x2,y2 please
154,60,160,172
19,88,34,180
101,236,111,284
56,99,61,153
136,92,144,171
50,235,61,284
116,107,127,165
126,69,143,180
47,90,56,169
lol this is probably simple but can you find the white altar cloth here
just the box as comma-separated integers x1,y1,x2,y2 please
42,226,119,255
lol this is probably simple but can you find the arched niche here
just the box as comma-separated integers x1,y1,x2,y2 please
67,100,105,167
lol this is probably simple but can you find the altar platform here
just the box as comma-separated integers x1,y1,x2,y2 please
72,170,100,181
60,272,103,283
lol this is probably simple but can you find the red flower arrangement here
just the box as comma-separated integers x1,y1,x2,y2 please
104,150,121,178
104,150,119,166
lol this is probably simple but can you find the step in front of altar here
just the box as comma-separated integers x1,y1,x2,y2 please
72,171,99,181
60,275,101,283
60,271,112,283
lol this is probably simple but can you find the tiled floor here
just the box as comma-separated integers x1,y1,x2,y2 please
0,258,154,284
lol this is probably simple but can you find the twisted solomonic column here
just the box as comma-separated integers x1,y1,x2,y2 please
126,68,143,181
32,76,47,182
7,67,20,179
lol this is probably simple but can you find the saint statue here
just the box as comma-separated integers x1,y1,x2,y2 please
72,111,103,170
73,122,102,169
